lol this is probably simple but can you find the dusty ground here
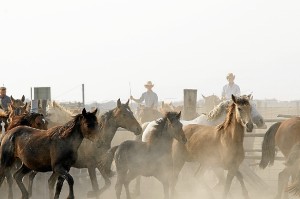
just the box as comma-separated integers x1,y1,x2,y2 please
1,131,298,199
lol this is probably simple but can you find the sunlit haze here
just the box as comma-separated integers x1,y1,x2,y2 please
1,0,299,103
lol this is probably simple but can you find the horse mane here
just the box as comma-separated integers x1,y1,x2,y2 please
7,112,44,130
217,96,250,131
0,109,8,117
99,110,113,129
207,100,231,120
148,112,178,145
48,113,82,138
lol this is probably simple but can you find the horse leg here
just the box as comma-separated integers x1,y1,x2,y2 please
223,169,235,199
134,176,141,196
54,176,65,199
275,168,290,199
5,169,14,199
115,168,127,199
195,166,215,199
13,164,31,199
235,170,249,199
96,164,112,196
170,145,186,198
53,167,74,199
27,171,37,197
124,171,138,199
86,167,100,198
48,172,58,199
212,167,226,189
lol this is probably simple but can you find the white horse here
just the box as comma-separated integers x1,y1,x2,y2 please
142,96,265,142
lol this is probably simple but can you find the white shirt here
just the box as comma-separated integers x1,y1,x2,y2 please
222,83,240,100
135,90,158,108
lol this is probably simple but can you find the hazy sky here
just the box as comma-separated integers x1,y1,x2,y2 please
0,0,299,103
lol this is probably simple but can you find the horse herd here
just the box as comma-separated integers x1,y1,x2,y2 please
0,94,299,199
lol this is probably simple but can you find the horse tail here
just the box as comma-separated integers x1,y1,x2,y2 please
98,146,119,178
0,134,16,167
259,122,282,169
286,143,300,196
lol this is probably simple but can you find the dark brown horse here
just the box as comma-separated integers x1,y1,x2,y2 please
38,99,142,199
102,111,186,199
172,95,253,199
259,117,300,199
0,112,48,199
0,108,100,199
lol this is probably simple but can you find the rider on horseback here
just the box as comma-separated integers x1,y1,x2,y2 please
130,81,158,109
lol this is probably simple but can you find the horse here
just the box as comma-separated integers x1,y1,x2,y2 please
181,95,265,128
0,108,100,199
101,111,186,199
27,99,142,199
201,94,222,114
259,117,300,199
137,104,163,124
0,112,48,199
171,94,254,199
0,95,27,131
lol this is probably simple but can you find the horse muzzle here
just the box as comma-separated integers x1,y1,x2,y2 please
246,122,254,132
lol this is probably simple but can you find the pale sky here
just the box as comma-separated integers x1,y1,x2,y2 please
0,0,299,103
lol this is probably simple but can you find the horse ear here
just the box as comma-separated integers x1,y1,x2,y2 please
117,98,121,108
82,108,87,116
125,99,129,106
202,94,206,99
92,108,98,115
21,95,25,102
231,94,237,103
10,95,15,102
248,94,253,100
22,102,27,111
176,111,181,119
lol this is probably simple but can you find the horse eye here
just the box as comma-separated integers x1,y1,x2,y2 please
238,108,242,111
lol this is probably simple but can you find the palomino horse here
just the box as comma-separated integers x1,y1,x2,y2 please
201,94,222,114
171,95,254,199
0,112,48,199
259,117,300,199
28,99,142,199
102,111,186,199
0,108,100,199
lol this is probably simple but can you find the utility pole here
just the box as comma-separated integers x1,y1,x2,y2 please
82,84,85,107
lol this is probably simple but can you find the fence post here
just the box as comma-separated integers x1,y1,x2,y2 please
183,89,197,120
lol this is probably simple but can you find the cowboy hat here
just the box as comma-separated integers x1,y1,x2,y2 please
226,73,235,80
144,81,154,87
0,86,6,90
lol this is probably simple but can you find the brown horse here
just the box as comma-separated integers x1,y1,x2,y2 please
34,99,142,199
0,112,48,199
102,111,186,199
136,104,163,124
259,117,300,199
0,108,100,199
172,95,253,199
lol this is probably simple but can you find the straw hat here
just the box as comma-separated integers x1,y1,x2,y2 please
226,73,235,80
144,81,154,88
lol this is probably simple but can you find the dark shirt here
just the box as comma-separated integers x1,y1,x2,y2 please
0,95,11,111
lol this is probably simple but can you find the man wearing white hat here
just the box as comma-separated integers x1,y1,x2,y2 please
221,73,240,100
130,81,158,109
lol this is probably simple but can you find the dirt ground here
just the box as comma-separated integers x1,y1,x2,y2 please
0,131,298,199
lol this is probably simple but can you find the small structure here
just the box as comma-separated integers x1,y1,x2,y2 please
31,87,51,115
183,89,198,120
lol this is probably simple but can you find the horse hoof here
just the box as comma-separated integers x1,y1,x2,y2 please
87,190,99,198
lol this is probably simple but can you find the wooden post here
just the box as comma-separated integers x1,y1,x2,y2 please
82,84,85,107
183,89,197,120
